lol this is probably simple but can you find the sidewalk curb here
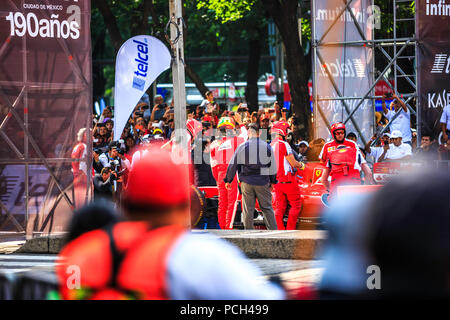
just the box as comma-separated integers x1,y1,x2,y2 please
11,230,327,260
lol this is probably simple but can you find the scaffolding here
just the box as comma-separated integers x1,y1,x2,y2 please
0,1,92,238
311,0,417,146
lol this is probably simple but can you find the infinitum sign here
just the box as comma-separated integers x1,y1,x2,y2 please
312,0,374,145
417,0,450,137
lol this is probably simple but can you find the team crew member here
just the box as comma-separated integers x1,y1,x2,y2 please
57,148,286,300
270,121,305,230
71,128,88,208
319,123,373,195
210,117,245,229
224,124,278,230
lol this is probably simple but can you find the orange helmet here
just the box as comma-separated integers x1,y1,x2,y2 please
271,121,290,137
330,122,346,139
122,147,189,208
186,118,202,139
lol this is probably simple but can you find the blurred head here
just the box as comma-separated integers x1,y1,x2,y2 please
136,117,146,127
205,91,214,101
109,145,118,158
391,99,400,111
365,170,450,298
121,148,190,227
66,199,121,244
260,115,270,129
298,141,309,154
154,95,164,105
125,135,135,150
381,133,390,144
421,135,432,148
101,167,111,181
346,132,357,142
98,125,107,136
247,123,260,138
103,107,112,118
105,120,114,131
77,128,87,143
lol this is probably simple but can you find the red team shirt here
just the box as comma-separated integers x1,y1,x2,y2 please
271,138,295,183
319,139,365,171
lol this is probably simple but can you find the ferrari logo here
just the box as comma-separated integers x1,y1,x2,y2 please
315,169,322,177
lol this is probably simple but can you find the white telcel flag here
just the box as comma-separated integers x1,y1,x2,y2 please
114,35,171,140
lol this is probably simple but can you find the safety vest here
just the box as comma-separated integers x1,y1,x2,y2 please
328,146,360,179
57,222,187,300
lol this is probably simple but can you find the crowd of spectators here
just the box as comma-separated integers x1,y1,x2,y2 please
84,90,450,204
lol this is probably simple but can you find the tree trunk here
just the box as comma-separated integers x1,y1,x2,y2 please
261,0,312,139
95,0,210,102
245,37,261,112
93,0,123,53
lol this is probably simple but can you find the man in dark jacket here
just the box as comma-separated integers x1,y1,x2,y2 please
224,123,277,230
93,167,116,201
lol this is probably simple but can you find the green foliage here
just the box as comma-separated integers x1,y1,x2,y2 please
196,0,256,23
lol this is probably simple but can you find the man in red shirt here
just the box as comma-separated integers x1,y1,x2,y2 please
270,121,306,230
71,128,88,208
210,117,245,229
319,123,373,196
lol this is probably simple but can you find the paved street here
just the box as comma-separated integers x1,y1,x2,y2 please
0,251,323,297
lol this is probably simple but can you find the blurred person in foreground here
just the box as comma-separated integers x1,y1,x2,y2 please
319,169,450,299
57,148,286,300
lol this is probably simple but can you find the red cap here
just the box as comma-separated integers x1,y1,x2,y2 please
186,118,202,139
122,147,189,207
272,121,290,136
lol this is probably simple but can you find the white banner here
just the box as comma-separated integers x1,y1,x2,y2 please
114,35,171,139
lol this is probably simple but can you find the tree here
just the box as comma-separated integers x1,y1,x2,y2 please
93,0,210,101
197,0,312,137
260,0,311,137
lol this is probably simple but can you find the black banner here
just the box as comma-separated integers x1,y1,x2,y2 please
416,0,450,139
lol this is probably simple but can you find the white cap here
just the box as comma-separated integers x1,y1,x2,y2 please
382,132,390,138
299,140,309,147
390,130,403,138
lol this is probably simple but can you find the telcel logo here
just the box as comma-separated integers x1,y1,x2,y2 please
132,38,149,91
319,58,365,78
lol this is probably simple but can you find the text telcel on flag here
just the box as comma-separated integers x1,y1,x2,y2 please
114,35,171,140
